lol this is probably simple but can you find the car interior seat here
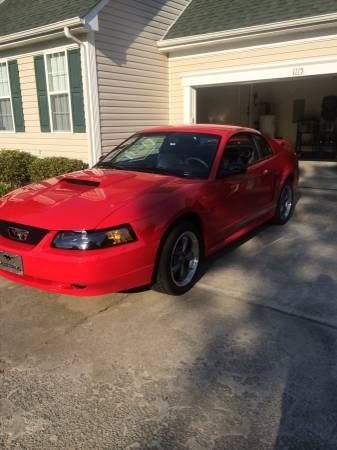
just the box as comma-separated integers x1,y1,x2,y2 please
158,135,198,170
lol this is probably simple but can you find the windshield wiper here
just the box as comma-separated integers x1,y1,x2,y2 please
95,161,129,170
153,168,198,178
128,166,188,178
95,163,195,178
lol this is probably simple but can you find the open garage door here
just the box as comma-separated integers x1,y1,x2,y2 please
196,75,337,161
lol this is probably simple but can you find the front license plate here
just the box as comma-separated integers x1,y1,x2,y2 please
0,250,23,275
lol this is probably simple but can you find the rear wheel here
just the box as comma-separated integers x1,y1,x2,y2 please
273,181,295,225
154,221,202,295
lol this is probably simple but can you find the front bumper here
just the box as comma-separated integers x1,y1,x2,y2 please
0,231,155,296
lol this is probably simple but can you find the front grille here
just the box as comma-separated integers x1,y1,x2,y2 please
0,220,49,245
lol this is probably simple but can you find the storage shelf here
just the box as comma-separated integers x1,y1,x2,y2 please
296,119,337,160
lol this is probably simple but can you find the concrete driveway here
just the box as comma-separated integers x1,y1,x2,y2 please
1,162,337,450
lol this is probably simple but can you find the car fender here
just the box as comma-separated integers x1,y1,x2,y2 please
150,207,206,284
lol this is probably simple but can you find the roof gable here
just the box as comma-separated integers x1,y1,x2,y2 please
0,0,103,38
164,0,337,40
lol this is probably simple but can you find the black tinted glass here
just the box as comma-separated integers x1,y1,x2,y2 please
96,132,220,179
254,134,273,158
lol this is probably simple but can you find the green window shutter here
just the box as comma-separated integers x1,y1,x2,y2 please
8,60,25,132
34,55,51,132
67,49,86,133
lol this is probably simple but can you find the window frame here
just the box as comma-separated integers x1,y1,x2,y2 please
0,60,15,133
43,49,74,133
218,132,261,176
252,133,274,161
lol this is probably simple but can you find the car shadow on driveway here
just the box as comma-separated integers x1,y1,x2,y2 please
118,187,337,449
139,187,337,449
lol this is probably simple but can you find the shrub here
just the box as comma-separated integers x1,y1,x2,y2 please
29,157,88,182
0,182,12,196
0,150,88,188
0,150,37,188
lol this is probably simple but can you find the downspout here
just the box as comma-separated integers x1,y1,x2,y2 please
64,26,83,46
64,26,97,166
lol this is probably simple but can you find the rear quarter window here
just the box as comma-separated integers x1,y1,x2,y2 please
253,135,273,158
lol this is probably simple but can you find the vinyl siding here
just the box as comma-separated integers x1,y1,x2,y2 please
96,0,189,152
169,35,337,123
0,41,90,162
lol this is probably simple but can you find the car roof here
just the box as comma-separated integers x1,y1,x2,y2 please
139,124,260,136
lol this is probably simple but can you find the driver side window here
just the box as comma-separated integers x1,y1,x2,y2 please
218,133,259,176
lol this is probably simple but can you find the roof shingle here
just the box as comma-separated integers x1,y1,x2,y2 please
164,0,337,40
0,0,102,38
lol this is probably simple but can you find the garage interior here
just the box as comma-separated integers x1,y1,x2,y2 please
196,74,337,160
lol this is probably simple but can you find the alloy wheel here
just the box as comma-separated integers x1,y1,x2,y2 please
279,184,293,221
170,231,200,287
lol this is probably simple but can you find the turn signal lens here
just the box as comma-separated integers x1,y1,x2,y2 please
105,227,134,245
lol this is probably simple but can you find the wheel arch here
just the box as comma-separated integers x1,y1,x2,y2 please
151,211,205,285
285,172,296,186
279,169,298,193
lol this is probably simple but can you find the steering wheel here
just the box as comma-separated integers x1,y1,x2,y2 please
185,157,209,171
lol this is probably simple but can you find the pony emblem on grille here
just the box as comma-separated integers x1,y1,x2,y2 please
8,227,29,242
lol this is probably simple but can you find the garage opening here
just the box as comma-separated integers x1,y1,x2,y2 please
196,74,337,161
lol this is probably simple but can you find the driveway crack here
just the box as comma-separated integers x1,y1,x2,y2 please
42,294,130,345
64,293,130,336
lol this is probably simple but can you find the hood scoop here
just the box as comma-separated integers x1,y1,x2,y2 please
60,178,100,188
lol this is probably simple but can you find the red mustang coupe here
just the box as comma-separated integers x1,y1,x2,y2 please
0,125,298,296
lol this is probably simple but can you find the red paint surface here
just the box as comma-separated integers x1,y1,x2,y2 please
0,125,298,295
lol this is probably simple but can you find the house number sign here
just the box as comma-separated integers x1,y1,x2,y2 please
292,67,304,76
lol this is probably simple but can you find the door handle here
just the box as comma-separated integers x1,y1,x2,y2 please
263,169,270,175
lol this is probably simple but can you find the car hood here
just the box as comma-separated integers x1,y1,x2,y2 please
0,169,191,230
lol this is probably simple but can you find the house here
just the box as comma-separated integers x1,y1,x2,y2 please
1,0,337,165
0,0,189,165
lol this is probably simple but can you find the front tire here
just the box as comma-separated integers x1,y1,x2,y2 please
273,181,295,225
153,221,202,295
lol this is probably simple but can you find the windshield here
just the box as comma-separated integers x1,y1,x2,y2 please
95,132,220,179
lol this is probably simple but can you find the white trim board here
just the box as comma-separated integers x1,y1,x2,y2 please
0,18,82,45
82,32,102,166
182,56,337,123
183,56,337,87
0,43,78,63
169,32,337,61
0,60,15,133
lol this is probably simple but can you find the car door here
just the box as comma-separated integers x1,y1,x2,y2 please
205,134,259,245
248,133,276,211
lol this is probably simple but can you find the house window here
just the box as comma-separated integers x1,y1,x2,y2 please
0,62,14,131
45,52,72,132
34,48,85,133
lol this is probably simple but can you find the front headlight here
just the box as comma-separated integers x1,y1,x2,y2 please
52,225,136,250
